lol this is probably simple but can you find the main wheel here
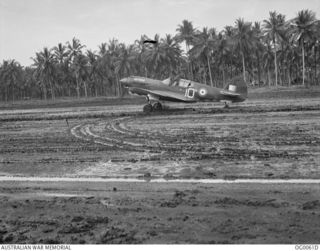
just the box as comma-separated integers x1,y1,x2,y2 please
152,102,162,112
143,104,153,113
224,102,230,108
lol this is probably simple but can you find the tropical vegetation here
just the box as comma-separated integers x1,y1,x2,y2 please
0,9,319,101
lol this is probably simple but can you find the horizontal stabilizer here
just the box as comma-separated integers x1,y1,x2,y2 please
220,90,241,97
222,76,248,100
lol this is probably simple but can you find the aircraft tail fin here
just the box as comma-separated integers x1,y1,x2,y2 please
223,75,248,100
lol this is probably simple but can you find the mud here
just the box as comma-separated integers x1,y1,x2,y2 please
0,89,320,243
2,99,319,179
0,181,320,244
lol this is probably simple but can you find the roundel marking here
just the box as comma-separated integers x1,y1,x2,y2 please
199,88,208,96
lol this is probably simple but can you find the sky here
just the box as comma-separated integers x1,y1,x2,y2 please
0,0,319,66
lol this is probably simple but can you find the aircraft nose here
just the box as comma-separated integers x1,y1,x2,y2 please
120,78,129,84
120,77,132,88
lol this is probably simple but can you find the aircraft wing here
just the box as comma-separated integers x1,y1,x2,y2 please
220,90,241,97
137,88,195,102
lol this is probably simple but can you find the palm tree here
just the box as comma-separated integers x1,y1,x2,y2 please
312,21,320,84
71,53,88,98
134,35,149,77
115,44,137,75
222,26,237,79
144,34,166,78
107,38,123,96
176,20,196,79
23,66,37,99
67,37,85,60
233,18,253,82
262,43,274,86
114,44,136,95
86,50,99,97
97,42,115,96
161,34,183,78
252,22,264,85
0,60,23,101
53,43,70,96
290,9,317,86
263,11,286,86
189,27,216,86
67,38,85,98
32,48,56,100
216,31,232,85
53,43,68,64
0,60,11,101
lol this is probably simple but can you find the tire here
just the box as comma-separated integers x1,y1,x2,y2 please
152,102,162,111
143,104,153,113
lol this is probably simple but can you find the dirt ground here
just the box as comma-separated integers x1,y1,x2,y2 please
0,87,320,244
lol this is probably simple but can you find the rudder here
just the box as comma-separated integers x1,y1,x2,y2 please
224,75,248,100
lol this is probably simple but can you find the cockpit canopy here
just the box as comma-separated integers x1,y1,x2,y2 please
162,78,193,88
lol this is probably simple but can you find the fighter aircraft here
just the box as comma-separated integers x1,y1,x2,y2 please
119,75,248,113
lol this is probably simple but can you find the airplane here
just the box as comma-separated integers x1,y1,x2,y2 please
119,75,248,113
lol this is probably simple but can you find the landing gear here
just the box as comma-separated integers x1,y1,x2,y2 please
142,102,163,113
152,102,162,111
224,101,230,108
143,104,153,113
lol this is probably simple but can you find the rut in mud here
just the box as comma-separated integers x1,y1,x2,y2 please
1,98,320,180
70,105,320,179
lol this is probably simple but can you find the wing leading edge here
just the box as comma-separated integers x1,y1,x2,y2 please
131,88,196,102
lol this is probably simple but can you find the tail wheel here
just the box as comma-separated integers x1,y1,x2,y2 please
152,102,162,112
143,104,153,113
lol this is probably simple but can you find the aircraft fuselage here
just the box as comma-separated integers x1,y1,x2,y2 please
120,76,246,103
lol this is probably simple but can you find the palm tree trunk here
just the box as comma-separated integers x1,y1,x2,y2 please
241,52,246,82
222,64,226,86
12,83,14,102
287,61,291,86
207,55,214,87
83,81,88,98
203,70,207,85
230,58,233,78
274,47,278,86
145,66,148,77
257,54,261,86
49,80,55,100
186,43,193,80
302,44,305,87
116,74,121,97
43,82,47,101
314,46,317,85
76,76,80,99
315,45,318,85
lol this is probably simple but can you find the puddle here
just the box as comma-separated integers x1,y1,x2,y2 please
39,192,91,197
1,176,320,184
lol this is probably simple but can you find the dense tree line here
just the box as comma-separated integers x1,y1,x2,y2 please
0,9,319,101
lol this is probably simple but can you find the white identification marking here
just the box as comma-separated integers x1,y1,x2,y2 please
199,88,208,96
228,84,237,92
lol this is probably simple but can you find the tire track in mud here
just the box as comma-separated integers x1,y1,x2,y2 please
70,110,320,164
